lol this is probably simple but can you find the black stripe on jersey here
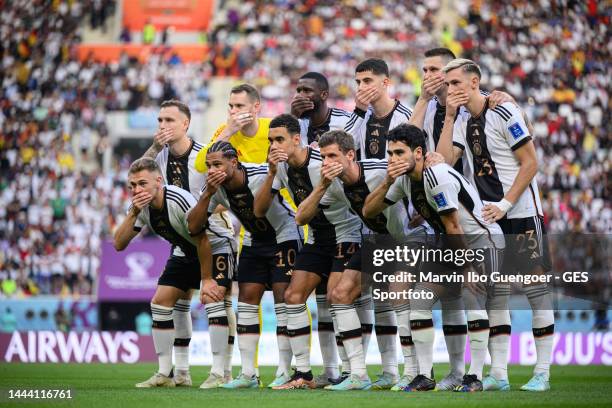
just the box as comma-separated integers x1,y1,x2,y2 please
496,105,513,120
453,140,466,150
167,196,189,214
423,170,431,189
245,171,269,179
166,191,190,213
424,169,434,190
397,102,412,113
492,107,511,122
245,170,269,177
193,141,203,152
245,166,268,174
362,164,388,170
529,184,543,216
166,188,190,205
428,168,439,186
427,169,437,189
362,159,388,167
424,168,438,189
383,197,396,206
331,108,350,117
277,194,298,221
166,189,191,209
479,89,490,96
510,136,532,151
166,195,189,214
396,103,412,118
448,172,475,213
344,114,359,131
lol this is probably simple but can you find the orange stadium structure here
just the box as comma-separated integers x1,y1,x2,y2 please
122,0,214,31
76,44,209,63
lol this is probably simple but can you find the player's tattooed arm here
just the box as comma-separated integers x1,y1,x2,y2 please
141,128,173,160
295,162,342,225
523,112,535,136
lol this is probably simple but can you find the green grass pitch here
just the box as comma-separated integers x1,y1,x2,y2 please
1,363,611,407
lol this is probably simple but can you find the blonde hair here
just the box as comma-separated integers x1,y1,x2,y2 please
443,58,482,79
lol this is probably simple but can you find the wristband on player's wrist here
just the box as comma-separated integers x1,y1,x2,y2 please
353,107,366,118
497,198,513,214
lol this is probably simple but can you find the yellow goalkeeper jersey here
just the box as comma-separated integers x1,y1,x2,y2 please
195,117,304,242
194,118,272,173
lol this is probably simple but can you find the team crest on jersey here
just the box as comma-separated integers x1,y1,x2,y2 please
369,140,379,155
433,192,448,208
508,122,525,139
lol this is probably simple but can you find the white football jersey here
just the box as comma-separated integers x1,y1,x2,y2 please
347,100,413,160
155,139,205,196
386,164,504,249
452,101,542,219
134,185,202,258
423,90,489,161
206,163,300,246
322,159,430,241
299,107,354,146
273,148,362,245
155,139,236,255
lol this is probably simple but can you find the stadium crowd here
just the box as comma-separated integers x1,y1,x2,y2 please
453,0,610,233
0,0,609,297
0,0,212,297
211,0,440,102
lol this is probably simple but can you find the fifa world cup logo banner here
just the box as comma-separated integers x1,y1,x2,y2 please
98,239,170,301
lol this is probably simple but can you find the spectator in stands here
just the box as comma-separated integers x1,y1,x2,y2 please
142,18,156,45
120,26,132,43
